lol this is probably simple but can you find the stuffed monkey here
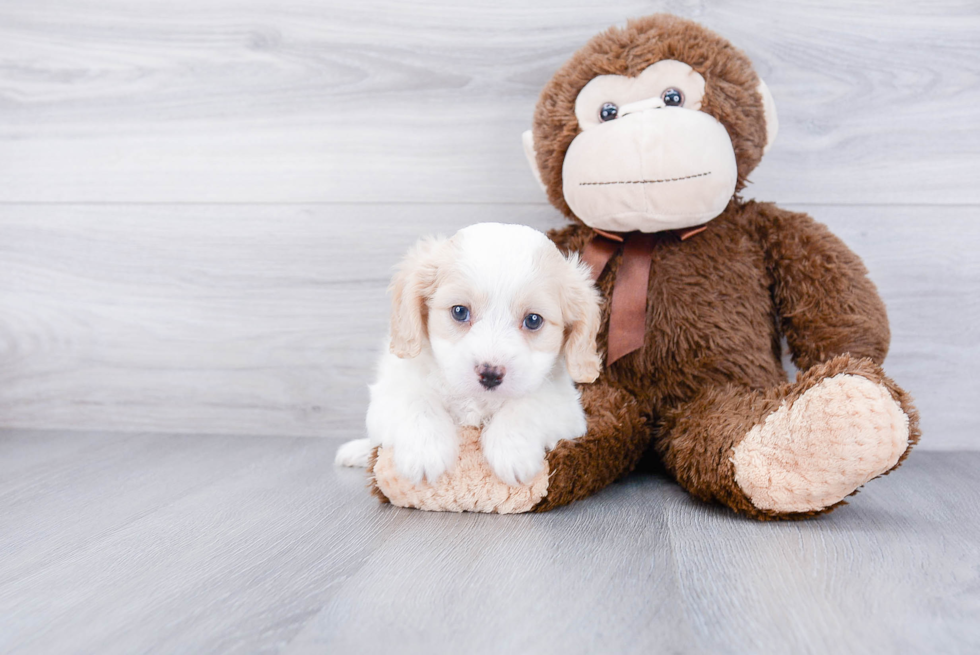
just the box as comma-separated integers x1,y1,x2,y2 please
520,14,919,518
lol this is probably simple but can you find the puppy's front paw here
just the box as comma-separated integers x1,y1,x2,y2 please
481,422,546,487
335,438,371,468
391,410,459,485
394,437,457,485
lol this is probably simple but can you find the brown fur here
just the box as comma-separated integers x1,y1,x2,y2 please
534,382,649,511
529,15,919,518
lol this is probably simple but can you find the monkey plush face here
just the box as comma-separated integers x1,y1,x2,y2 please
524,14,778,233
561,59,736,232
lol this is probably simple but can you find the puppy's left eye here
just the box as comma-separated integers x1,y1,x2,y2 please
451,305,470,322
523,313,543,330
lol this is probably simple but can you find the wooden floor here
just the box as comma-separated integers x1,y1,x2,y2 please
1,429,977,654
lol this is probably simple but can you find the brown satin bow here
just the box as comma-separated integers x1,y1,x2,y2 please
581,225,708,365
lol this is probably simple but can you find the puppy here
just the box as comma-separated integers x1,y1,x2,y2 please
335,222,602,486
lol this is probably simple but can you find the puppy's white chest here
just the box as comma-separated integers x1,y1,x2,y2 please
446,395,501,429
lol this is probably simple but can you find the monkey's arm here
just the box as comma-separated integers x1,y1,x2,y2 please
532,379,650,511
754,202,890,370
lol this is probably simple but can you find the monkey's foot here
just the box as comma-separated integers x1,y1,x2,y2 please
731,373,910,514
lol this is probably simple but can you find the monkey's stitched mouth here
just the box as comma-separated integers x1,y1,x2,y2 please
579,171,712,186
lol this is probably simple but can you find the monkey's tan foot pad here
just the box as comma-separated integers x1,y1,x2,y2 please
369,427,548,513
731,373,910,514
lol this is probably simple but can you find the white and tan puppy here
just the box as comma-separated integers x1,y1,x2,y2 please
335,222,602,486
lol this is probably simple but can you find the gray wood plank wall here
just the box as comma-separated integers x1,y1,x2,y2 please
1,1,978,447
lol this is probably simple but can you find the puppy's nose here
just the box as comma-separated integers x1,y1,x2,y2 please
476,363,506,390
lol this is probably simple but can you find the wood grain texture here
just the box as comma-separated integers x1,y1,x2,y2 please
1,203,976,447
0,431,977,654
0,0,977,203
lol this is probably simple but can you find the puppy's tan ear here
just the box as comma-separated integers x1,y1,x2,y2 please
560,254,603,383
389,237,445,358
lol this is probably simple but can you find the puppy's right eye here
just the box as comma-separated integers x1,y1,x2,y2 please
451,305,470,323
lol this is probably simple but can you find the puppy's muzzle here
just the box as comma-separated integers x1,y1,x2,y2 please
477,364,505,390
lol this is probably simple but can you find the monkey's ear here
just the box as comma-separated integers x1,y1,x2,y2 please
757,80,779,155
522,130,547,192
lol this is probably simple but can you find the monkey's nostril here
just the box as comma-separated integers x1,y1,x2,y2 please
476,363,506,390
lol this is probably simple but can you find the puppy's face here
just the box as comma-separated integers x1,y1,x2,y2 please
389,223,602,398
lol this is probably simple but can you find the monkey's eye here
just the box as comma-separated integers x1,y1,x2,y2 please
662,88,684,107
599,102,618,122
523,313,543,330
451,305,470,323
